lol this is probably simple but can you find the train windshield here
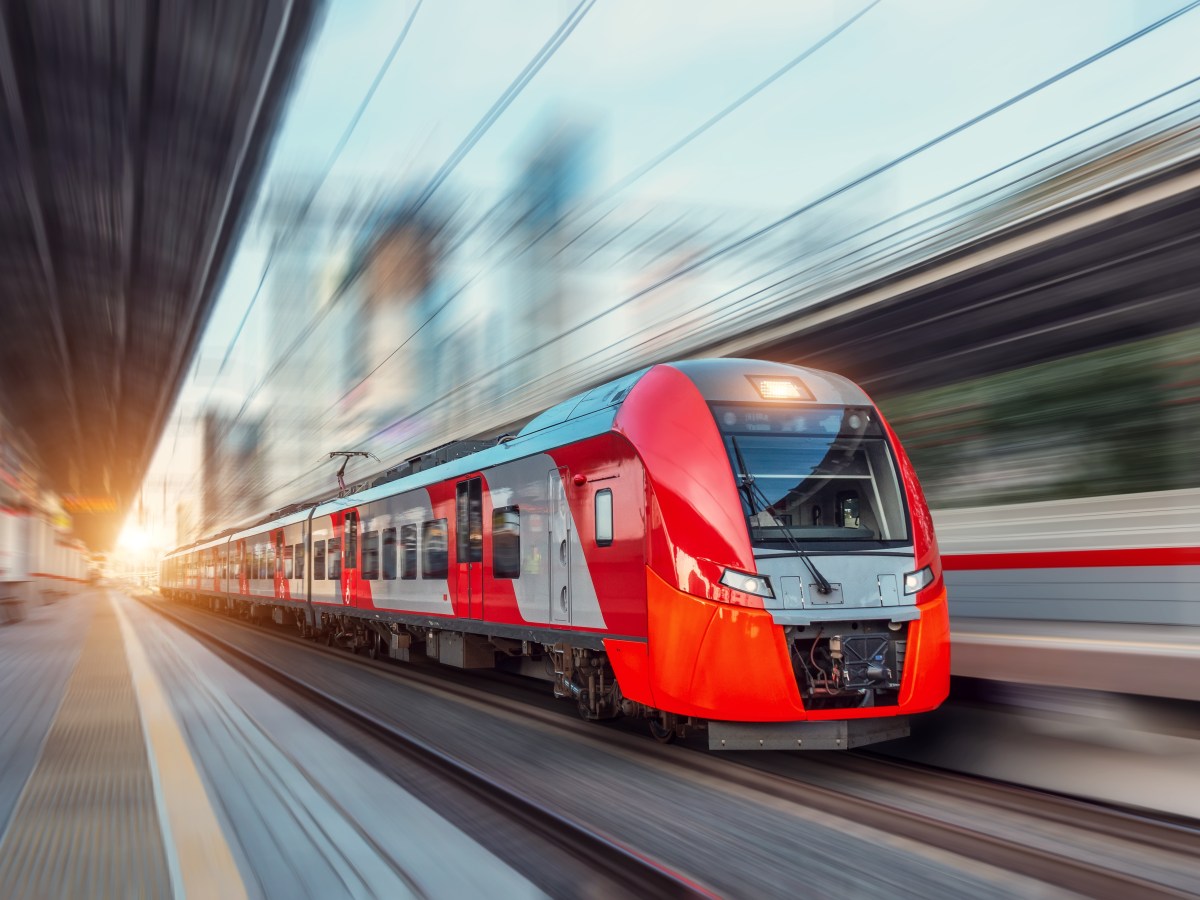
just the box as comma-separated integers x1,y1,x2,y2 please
712,404,909,546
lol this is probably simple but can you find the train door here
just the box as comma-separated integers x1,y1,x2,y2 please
274,531,285,598
456,477,483,619
343,511,359,605
548,469,570,623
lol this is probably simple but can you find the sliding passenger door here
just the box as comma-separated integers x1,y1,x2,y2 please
455,477,483,619
548,470,570,624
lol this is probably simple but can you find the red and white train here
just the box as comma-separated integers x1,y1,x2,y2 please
161,359,950,749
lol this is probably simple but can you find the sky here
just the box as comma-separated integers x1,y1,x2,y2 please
120,0,1200,552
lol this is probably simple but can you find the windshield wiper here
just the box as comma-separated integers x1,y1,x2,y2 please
730,436,833,595
730,435,759,515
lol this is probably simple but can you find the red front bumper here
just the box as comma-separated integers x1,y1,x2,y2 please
606,567,950,722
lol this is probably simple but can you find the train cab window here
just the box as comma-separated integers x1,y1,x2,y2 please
713,404,909,546
313,540,326,580
400,524,417,579
294,543,305,580
493,507,520,578
344,513,358,570
382,528,397,580
362,531,380,580
328,538,342,580
422,519,448,579
595,489,613,546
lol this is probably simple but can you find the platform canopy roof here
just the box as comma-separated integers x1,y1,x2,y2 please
0,0,323,549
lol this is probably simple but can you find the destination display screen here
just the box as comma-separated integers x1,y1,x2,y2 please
710,404,882,437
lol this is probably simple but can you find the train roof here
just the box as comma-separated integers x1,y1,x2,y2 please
164,359,868,556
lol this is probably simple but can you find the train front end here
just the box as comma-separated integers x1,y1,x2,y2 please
612,359,950,749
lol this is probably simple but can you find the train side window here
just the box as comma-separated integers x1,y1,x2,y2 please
595,489,613,546
362,531,380,580
422,519,448,579
294,543,305,580
267,546,276,580
314,540,326,580
400,524,417,579
382,527,397,580
328,538,342,579
493,506,520,579
283,545,294,580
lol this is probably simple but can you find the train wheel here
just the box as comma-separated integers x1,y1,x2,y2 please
367,633,381,660
648,719,677,744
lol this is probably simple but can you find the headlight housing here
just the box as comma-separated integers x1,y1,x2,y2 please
720,568,774,598
903,566,934,595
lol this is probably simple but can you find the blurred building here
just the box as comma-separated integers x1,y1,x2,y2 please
502,125,592,399
0,415,89,602
340,199,452,447
201,411,266,532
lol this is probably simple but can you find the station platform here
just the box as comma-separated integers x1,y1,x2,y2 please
0,590,538,899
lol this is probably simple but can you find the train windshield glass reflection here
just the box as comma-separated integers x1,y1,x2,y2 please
712,404,908,546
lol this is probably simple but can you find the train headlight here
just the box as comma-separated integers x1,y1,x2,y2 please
903,566,934,595
746,375,814,401
720,568,774,598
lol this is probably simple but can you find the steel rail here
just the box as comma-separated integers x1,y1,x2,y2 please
148,594,1200,899
139,596,712,899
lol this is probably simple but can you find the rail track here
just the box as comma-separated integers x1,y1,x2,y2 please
143,594,1200,899
137,595,712,898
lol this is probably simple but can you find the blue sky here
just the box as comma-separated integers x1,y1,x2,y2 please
265,0,1195,209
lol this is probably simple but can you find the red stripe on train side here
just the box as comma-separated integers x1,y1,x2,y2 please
943,547,1200,570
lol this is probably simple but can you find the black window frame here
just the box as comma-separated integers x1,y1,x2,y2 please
595,489,614,547
492,505,521,579
400,524,417,580
313,540,326,581
328,537,342,580
422,518,448,580
362,530,380,580
382,527,398,580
